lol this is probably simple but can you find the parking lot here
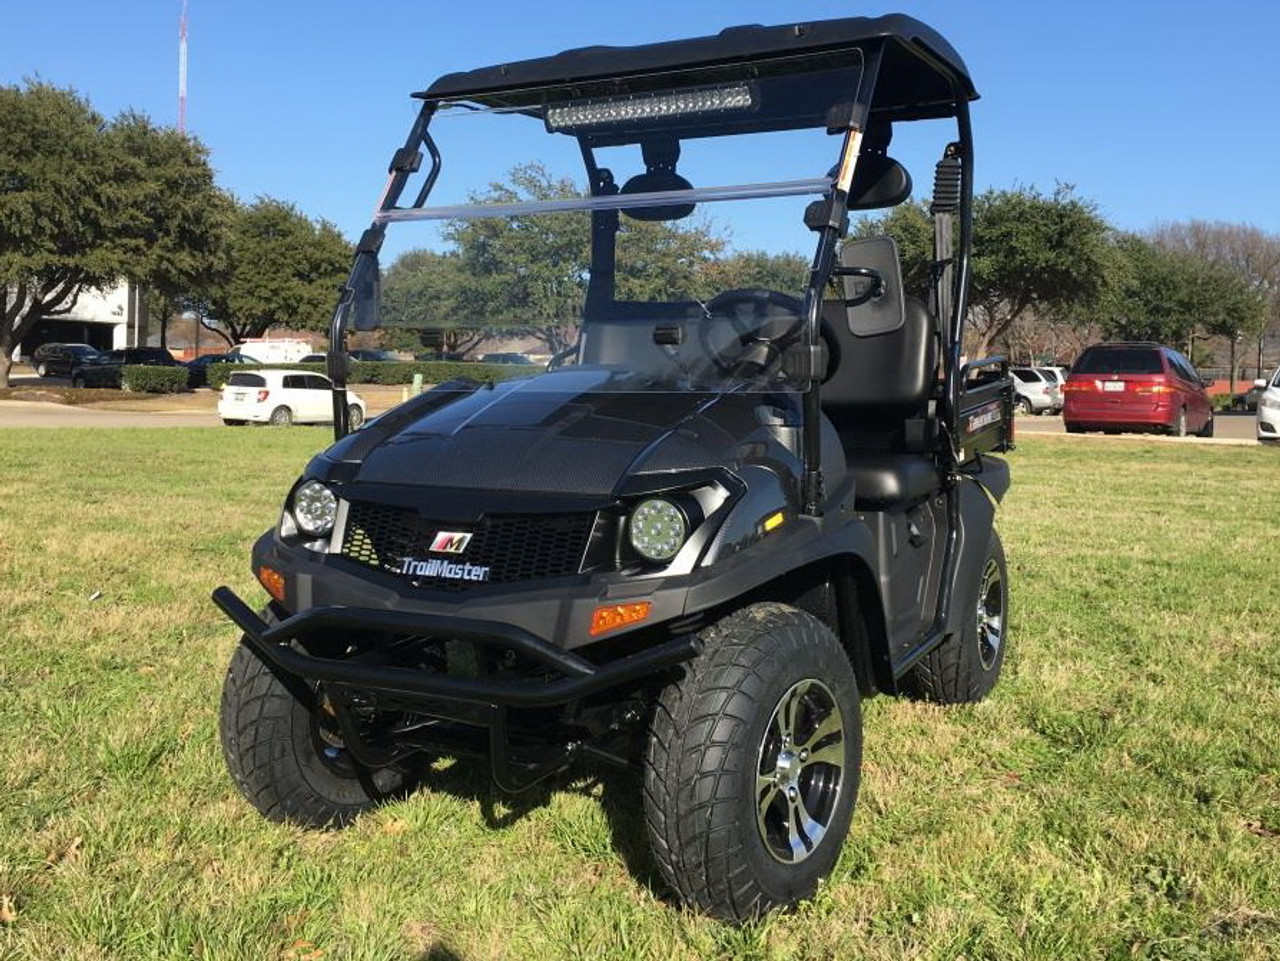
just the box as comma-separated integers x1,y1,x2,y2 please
0,366,1267,442
1013,409,1261,443
0,366,407,428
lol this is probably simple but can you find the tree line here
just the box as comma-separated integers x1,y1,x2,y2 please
386,167,1276,370
4,81,1276,388
0,81,350,388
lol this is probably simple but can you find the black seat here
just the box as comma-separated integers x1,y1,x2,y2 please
820,236,942,508
841,453,940,508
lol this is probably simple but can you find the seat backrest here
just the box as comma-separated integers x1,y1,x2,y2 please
820,236,937,447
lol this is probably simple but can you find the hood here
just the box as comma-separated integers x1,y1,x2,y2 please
334,368,760,496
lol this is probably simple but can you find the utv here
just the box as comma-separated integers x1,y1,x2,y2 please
213,12,1014,921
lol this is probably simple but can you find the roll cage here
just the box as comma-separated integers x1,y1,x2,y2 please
325,13,989,516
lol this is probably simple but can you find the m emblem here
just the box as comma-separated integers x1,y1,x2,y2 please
429,531,472,554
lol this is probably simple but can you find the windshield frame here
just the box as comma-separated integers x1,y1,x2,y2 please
324,28,976,515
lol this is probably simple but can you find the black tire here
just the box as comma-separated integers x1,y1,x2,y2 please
347,404,364,429
1197,415,1214,438
35,362,48,377
905,529,1008,704
268,405,293,427
71,375,85,389
222,418,247,427
1171,408,1187,437
219,630,413,828
1064,422,1084,434
644,603,862,921
1016,396,1033,415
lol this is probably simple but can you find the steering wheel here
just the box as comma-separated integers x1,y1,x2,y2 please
698,289,805,378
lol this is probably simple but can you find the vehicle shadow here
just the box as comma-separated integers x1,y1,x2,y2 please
406,754,669,899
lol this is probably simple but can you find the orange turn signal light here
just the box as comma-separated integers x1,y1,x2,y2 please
256,565,286,604
590,601,652,637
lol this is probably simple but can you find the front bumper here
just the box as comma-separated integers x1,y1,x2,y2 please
1258,403,1280,441
211,582,701,791
211,584,700,710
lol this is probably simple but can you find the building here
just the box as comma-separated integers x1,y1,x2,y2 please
15,281,149,358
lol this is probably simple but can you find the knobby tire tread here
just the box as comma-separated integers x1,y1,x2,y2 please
644,602,859,920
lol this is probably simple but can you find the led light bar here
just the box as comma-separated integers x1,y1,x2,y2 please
546,83,755,131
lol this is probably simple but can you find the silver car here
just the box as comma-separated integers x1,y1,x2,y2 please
1011,367,1062,414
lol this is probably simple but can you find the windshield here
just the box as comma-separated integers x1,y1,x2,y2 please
372,53,866,395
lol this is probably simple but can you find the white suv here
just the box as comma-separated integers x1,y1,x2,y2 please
218,370,366,427
1011,367,1062,414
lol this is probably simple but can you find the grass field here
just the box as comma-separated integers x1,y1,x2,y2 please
0,430,1277,960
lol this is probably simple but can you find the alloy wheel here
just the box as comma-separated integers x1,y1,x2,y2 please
976,556,1004,670
755,679,846,864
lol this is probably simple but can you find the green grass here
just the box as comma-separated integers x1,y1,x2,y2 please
0,431,1277,960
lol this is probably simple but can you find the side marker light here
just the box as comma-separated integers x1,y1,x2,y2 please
257,566,286,604
590,602,652,637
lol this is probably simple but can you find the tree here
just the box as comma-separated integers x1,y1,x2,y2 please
1099,233,1266,357
0,81,224,387
202,197,352,346
855,185,1113,359
380,250,489,356
705,250,809,297
1149,220,1280,375
438,163,729,354
382,166,812,357
106,112,229,334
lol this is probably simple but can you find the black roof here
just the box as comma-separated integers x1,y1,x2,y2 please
418,13,976,122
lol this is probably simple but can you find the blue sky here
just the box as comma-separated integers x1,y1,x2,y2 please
6,0,1280,263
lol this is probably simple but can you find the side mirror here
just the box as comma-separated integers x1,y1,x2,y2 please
352,255,381,331
1255,379,1268,389
831,235,905,337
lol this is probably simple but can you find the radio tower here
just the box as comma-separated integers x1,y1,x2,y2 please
178,0,189,133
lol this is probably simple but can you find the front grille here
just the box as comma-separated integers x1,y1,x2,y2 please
340,500,597,591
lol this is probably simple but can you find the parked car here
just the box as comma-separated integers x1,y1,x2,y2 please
1011,367,1062,414
1256,368,1280,444
415,351,468,362
479,352,535,365
70,347,180,388
217,369,366,427
227,339,313,364
31,343,101,378
1063,342,1214,436
1232,382,1267,412
347,349,401,362
1037,365,1068,392
299,353,327,364
183,352,263,387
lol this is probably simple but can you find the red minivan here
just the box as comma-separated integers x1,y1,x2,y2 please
1063,342,1214,437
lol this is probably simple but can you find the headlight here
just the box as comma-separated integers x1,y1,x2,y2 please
292,480,338,536
1260,395,1280,411
629,498,688,562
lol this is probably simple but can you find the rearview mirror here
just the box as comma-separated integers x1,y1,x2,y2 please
846,156,912,211
620,169,695,221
